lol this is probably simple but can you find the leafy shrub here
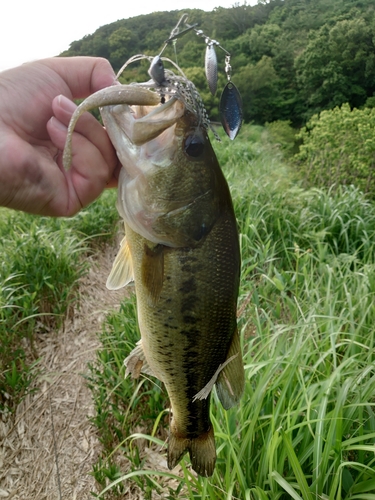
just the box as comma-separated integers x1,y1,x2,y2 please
296,103,375,197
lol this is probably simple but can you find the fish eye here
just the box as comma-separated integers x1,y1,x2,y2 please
184,134,205,158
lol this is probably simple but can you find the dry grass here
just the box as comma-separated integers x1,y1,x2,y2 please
0,246,125,499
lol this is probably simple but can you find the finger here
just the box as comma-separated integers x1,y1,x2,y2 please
106,166,121,188
40,57,117,98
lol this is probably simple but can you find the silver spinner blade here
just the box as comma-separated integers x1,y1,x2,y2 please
205,43,218,96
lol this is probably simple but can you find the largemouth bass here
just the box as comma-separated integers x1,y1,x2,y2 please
63,61,244,477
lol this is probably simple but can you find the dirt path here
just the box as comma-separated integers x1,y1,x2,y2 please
0,245,126,499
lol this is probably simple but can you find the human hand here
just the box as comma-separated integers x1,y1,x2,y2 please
0,57,121,216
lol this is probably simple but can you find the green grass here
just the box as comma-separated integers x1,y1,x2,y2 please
0,189,118,410
87,125,375,499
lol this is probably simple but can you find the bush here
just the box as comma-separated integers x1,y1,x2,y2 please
296,103,375,197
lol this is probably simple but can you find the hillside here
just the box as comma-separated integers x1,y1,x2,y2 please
60,0,375,125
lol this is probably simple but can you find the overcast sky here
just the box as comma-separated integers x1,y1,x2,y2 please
1,0,256,72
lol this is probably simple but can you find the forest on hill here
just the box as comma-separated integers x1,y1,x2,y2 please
60,0,375,126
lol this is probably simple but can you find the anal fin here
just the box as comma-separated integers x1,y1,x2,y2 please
192,354,238,402
216,329,245,410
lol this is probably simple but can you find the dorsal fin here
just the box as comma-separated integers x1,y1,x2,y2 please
192,354,238,403
191,330,244,408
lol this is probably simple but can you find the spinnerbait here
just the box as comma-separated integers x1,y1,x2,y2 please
118,14,243,140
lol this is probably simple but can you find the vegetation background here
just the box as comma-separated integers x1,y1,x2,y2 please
2,0,375,498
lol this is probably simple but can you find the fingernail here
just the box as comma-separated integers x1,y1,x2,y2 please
57,94,77,113
50,116,67,131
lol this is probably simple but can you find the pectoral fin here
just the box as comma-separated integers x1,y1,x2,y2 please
124,340,155,378
106,236,134,290
215,330,245,410
141,243,165,305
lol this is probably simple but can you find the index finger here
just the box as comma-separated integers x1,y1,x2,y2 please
39,56,117,99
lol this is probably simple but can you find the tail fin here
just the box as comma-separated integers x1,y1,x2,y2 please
190,427,216,477
167,427,216,477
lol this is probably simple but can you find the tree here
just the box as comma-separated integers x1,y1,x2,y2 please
59,0,375,126
236,56,281,123
108,28,138,70
295,14,375,119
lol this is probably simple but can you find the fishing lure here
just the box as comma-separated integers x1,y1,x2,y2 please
118,14,243,140
182,18,243,139
220,56,243,140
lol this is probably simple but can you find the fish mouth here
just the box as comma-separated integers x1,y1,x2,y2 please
127,97,186,146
